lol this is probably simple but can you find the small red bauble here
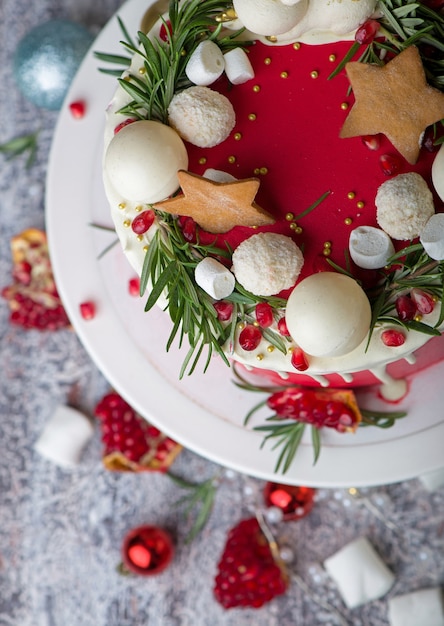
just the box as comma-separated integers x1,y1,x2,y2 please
264,483,316,521
122,525,174,576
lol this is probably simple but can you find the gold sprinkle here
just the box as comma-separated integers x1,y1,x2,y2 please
293,42,301,50
293,225,303,234
180,49,187,57
253,85,261,93
234,132,242,141
356,201,365,209
287,346,294,354
252,225,258,230
135,205,143,212
259,167,268,175
329,54,336,62
138,67,146,75
238,322,245,331
341,102,349,110
123,75,131,82
310,70,319,79
344,217,353,225
215,8,237,22
280,71,289,79
289,222,299,231
228,155,236,164
136,235,143,242
347,191,356,200
198,157,207,165
143,245,149,253
414,314,423,322
253,321,260,327
266,36,278,43
267,345,275,353
323,248,331,257
256,353,264,361
118,202,126,210
254,168,260,175
123,219,131,228
264,57,272,65
285,212,295,221
323,241,332,249
248,113,257,121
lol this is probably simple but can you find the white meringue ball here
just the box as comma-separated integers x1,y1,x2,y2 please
104,120,188,203
233,0,307,35
286,272,371,357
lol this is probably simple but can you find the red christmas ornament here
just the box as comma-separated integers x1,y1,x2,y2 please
122,525,174,576
264,483,316,521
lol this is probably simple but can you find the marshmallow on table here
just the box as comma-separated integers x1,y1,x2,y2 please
185,40,225,86
420,213,444,260
349,226,395,270
34,405,95,468
194,257,235,299
223,47,254,85
323,537,395,609
388,588,444,626
419,466,444,491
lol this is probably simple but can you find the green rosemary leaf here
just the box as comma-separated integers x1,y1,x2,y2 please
311,427,321,465
169,473,218,543
94,51,132,65
360,408,407,427
293,190,331,221
0,131,39,167
402,319,441,335
243,399,269,426
144,260,177,311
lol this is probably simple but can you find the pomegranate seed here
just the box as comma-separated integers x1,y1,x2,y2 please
362,135,381,151
181,217,197,242
79,300,96,320
381,329,406,347
214,300,234,321
159,20,173,41
277,317,290,336
128,277,140,296
355,19,380,44
291,347,309,371
422,126,439,153
114,118,136,134
411,288,434,314
13,261,32,285
239,324,262,351
69,100,86,118
395,294,416,321
255,302,274,327
380,154,403,176
131,210,155,235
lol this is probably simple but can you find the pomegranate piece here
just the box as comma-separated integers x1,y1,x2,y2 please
214,517,288,609
214,300,234,321
381,328,406,347
94,391,182,471
267,387,361,432
355,19,380,44
380,153,403,176
131,210,155,235
69,100,86,118
255,302,274,327
128,277,141,297
395,294,417,321
277,317,290,336
410,288,434,315
362,134,381,151
239,324,262,351
1,228,70,331
291,347,309,371
79,301,96,320
114,118,136,134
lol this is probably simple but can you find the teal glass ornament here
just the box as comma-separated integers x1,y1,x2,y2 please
13,20,94,110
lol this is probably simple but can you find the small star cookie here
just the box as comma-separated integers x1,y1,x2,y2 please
153,170,275,234
340,45,444,164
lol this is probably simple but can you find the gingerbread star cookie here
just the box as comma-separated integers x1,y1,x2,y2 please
340,45,444,164
153,170,275,234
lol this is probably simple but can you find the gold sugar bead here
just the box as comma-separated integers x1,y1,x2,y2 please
248,113,257,121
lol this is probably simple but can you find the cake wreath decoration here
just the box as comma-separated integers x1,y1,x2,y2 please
99,0,444,470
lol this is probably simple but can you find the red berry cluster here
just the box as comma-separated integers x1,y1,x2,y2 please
267,387,360,432
214,518,288,609
395,289,435,321
94,392,181,471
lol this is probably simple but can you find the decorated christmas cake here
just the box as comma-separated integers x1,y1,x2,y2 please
101,0,444,415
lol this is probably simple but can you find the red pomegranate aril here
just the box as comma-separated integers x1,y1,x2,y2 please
410,288,434,315
114,118,136,134
277,317,290,336
239,325,262,351
128,277,140,296
79,300,96,320
291,347,309,371
381,329,406,347
214,300,234,321
131,210,155,235
181,216,197,242
362,134,381,151
69,100,86,118
159,20,173,41
255,302,274,328
395,294,417,321
355,19,380,44
380,154,403,176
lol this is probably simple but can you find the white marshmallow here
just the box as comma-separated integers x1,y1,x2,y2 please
420,213,444,260
185,40,225,86
432,143,444,202
195,257,235,299
223,47,255,85
388,588,444,626
349,225,395,269
419,466,444,491
324,537,395,609
35,405,94,468
203,168,237,183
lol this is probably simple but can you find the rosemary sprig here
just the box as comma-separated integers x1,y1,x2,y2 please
168,472,219,542
0,131,39,168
